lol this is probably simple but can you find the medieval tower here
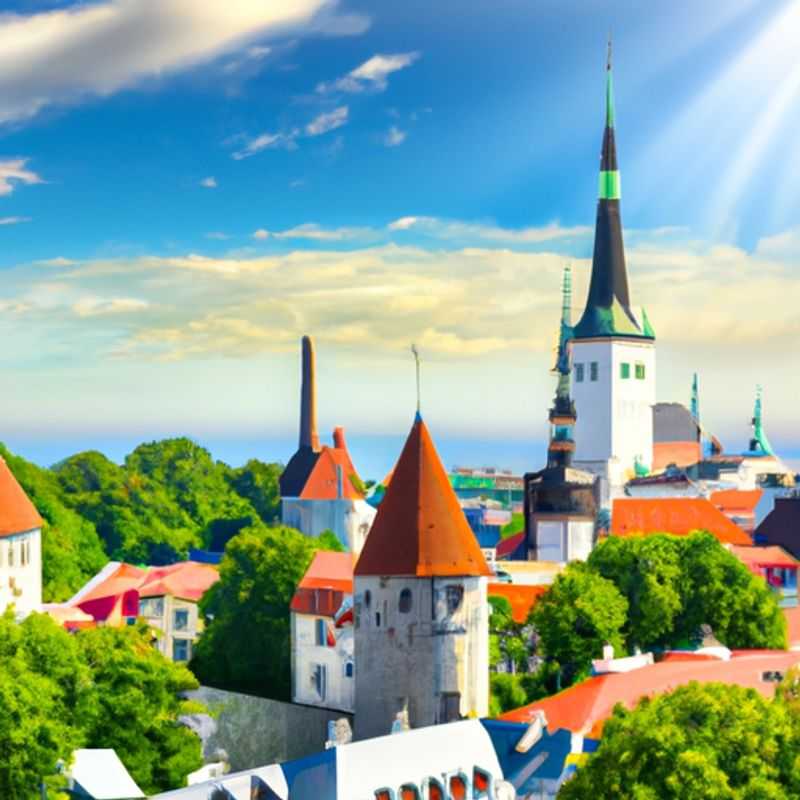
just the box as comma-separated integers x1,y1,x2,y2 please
353,414,491,740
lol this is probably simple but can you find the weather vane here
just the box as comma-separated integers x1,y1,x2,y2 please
411,344,421,415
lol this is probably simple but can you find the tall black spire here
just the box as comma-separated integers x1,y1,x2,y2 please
573,42,654,340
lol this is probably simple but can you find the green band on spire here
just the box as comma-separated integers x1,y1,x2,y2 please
606,68,615,128
599,170,621,199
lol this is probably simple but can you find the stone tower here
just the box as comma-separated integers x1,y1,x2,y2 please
353,414,491,740
571,45,656,491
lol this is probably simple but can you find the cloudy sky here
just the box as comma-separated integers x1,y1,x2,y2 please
0,0,798,472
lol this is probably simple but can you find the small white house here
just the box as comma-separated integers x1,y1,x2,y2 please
0,456,43,618
290,550,355,713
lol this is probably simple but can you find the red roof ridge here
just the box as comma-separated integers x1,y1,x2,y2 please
0,456,43,538
355,416,491,577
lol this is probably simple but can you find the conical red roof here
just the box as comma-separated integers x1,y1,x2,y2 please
355,415,491,577
0,456,43,538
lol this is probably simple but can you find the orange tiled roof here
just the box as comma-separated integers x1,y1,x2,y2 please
0,457,43,538
501,650,800,736
139,561,220,601
488,583,547,623
300,446,364,501
652,441,702,471
77,563,147,604
355,416,492,577
612,498,751,545
297,550,354,593
710,489,763,514
729,545,798,569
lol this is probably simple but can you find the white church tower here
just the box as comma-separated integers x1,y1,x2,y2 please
571,46,656,491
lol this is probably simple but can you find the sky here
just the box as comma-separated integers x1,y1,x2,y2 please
0,0,798,476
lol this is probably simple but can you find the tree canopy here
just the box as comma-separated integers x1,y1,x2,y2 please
191,523,342,700
559,681,800,799
0,611,202,797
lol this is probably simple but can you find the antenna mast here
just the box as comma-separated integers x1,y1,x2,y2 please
411,344,421,415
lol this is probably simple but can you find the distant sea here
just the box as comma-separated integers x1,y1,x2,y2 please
4,432,798,484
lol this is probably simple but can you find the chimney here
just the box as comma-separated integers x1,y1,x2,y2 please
299,335,320,451
333,426,347,451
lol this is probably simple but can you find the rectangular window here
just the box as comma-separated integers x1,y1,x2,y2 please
315,618,327,646
139,597,164,618
313,664,327,701
19,538,26,567
574,363,585,383
7,542,14,568
173,609,189,631
172,638,191,662
620,362,631,380
439,692,461,723
635,362,646,380
590,362,599,382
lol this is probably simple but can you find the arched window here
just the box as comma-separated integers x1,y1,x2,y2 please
364,589,372,608
399,588,412,613
375,612,381,628
344,661,354,678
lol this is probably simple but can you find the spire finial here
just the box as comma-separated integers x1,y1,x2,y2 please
411,344,421,417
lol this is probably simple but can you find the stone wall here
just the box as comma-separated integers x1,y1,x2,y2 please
182,686,352,772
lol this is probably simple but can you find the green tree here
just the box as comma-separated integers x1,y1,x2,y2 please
227,459,283,525
488,595,530,673
558,682,800,799
78,624,202,794
532,564,628,686
191,524,338,700
0,445,107,602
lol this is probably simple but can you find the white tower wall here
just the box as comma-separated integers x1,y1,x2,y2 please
571,338,656,488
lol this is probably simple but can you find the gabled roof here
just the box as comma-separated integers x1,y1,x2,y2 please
300,446,364,501
501,650,800,736
355,415,492,577
297,550,354,593
729,545,798,570
0,456,43,538
710,489,763,514
612,498,751,545
139,561,219,601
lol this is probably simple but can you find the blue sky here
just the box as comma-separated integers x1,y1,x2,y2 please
0,0,798,474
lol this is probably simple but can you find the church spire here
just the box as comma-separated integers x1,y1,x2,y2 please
573,44,653,341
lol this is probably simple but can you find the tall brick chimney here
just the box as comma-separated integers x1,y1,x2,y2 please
299,335,320,451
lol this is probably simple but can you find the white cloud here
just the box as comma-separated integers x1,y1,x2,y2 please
0,159,44,196
386,215,591,243
0,0,366,124
253,229,270,240
205,232,229,240
383,126,406,147
37,257,75,267
317,52,420,93
72,297,150,317
0,216,31,225
231,130,299,160
200,176,217,188
305,106,349,136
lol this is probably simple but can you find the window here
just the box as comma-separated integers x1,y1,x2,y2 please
635,362,646,380
364,590,371,608
400,785,421,800
620,362,631,380
439,692,461,723
172,638,191,662
315,618,327,646
7,542,13,568
313,664,327,701
375,612,381,628
139,597,164,618
574,363,584,382
173,609,189,631
344,660,354,678
445,585,464,614
590,361,599,382
399,588,412,613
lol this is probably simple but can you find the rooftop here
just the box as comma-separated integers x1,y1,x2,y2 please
488,583,547,623
0,456,43,538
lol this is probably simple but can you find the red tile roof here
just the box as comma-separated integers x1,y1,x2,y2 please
652,441,702,471
488,583,547,623
354,416,491,578
501,650,800,736
729,545,798,570
710,489,763,514
139,561,220,601
0,457,43,538
612,498,751,545
300,446,364,501
297,551,354,593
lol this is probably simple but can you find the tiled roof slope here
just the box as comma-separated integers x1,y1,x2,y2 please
612,498,751,545
0,456,43,537
355,415,491,577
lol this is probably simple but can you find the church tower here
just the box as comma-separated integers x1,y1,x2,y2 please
571,45,656,489
353,414,491,740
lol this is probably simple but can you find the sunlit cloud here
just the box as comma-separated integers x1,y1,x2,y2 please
0,159,44,196
316,52,420,94
305,106,349,136
0,216,31,225
0,0,367,124
199,176,218,189
384,126,407,147
231,130,299,160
